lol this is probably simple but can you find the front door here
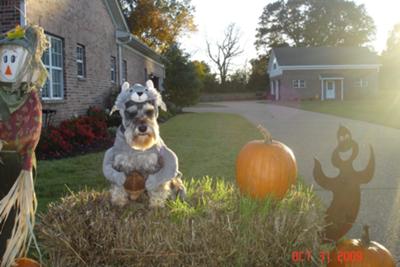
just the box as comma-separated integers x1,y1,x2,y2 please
325,81,336,100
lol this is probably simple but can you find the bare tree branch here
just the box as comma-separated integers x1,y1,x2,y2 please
206,23,243,84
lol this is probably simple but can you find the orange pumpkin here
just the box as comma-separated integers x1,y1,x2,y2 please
328,225,396,267
13,257,41,267
236,125,297,199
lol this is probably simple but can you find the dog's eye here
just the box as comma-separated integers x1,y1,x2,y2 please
125,110,137,119
146,110,154,117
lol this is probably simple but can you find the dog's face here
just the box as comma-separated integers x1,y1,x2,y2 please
123,100,159,150
113,80,166,151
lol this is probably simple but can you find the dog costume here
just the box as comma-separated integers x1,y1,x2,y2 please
103,81,185,207
0,25,48,266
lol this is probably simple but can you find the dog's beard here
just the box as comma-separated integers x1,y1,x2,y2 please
131,132,157,150
125,125,158,151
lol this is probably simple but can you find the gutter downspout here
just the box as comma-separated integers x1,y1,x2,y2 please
20,0,26,26
116,32,132,85
118,45,123,84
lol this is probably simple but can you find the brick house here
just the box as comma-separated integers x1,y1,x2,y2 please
0,0,165,124
267,47,380,101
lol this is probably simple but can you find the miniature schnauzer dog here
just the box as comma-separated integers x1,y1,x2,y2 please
103,80,185,207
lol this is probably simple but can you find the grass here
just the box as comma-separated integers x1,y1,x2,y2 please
36,112,261,211
278,91,400,128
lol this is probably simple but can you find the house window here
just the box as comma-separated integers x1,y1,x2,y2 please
122,60,127,82
76,44,85,78
111,56,116,82
293,80,306,88
355,79,368,88
273,63,277,70
42,35,64,100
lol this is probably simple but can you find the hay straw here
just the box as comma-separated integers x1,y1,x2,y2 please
0,170,37,267
37,178,325,266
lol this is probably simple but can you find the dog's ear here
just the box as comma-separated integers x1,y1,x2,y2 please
121,81,130,92
159,100,167,112
146,80,154,90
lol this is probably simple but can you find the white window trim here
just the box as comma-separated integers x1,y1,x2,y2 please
292,79,306,89
76,44,85,78
355,78,369,88
42,35,64,100
111,56,116,83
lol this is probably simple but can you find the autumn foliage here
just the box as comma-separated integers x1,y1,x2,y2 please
125,0,196,53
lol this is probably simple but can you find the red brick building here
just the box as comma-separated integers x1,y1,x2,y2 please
267,47,380,101
0,0,165,124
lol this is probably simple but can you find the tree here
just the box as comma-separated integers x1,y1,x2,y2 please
255,0,376,51
162,44,201,107
380,23,400,90
121,0,196,53
192,60,218,92
227,68,249,92
385,23,400,52
247,54,269,92
206,23,243,85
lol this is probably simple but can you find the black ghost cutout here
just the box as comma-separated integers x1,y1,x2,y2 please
313,125,375,242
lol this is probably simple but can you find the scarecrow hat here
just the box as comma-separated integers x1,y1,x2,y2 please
0,25,48,63
0,25,38,54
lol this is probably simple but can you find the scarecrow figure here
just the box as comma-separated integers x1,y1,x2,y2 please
0,25,48,266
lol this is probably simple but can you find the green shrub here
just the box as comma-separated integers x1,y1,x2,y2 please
162,44,201,108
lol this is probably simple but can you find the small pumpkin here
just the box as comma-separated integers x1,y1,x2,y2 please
236,125,297,199
328,225,396,267
13,257,40,267
124,171,146,200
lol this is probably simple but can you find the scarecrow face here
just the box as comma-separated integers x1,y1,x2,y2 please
0,45,30,83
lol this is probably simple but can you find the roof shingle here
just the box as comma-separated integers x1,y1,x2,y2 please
272,47,379,66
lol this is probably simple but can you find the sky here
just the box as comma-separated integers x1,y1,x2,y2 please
180,0,400,72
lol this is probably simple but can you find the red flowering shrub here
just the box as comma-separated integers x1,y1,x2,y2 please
37,126,73,159
37,107,114,159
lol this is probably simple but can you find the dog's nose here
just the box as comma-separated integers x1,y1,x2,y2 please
137,92,143,97
138,125,147,133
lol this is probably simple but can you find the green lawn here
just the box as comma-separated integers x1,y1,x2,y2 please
280,92,400,128
36,113,260,211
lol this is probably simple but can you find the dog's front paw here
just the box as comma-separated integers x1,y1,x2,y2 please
110,185,129,207
170,177,186,201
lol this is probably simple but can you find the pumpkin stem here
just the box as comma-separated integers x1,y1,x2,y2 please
361,225,370,245
257,125,273,144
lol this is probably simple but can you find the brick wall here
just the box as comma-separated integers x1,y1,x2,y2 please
26,0,120,124
0,0,20,33
122,46,164,89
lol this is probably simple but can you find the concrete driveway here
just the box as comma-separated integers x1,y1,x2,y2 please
185,101,400,261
